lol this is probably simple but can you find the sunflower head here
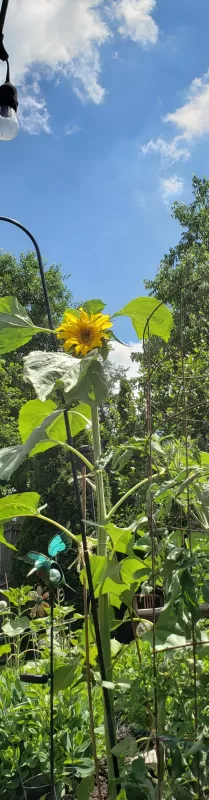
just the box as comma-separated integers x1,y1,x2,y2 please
56,307,112,356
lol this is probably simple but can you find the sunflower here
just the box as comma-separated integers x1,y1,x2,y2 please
56,307,112,356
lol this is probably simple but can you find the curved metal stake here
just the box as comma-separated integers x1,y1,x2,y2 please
0,215,120,790
50,593,55,800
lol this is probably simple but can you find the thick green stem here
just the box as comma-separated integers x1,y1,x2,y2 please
38,514,78,544
50,440,94,472
106,469,165,521
91,405,118,800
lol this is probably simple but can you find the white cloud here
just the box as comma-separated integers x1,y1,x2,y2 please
18,79,51,134
142,69,209,164
1,0,158,134
113,0,158,44
2,0,109,132
67,48,106,105
109,341,142,378
160,175,184,205
65,124,81,136
141,135,190,163
164,69,209,140
4,0,108,87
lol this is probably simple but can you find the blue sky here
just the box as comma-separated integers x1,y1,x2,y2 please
0,0,209,366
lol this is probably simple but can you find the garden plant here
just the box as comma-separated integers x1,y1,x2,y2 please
1,179,209,800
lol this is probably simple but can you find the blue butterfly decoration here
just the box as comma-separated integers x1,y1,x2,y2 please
48,533,69,558
19,531,74,590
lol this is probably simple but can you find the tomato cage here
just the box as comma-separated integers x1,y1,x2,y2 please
137,275,209,800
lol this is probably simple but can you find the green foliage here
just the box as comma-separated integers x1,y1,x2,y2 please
0,400,92,479
0,661,101,798
0,491,40,520
45,402,91,443
2,616,30,637
54,658,81,693
24,349,108,405
100,377,146,527
19,398,57,442
106,522,135,555
2,185,209,799
0,296,43,354
0,526,17,550
134,176,209,443
0,252,86,591
114,297,173,342
76,774,94,798
0,251,72,328
83,299,106,314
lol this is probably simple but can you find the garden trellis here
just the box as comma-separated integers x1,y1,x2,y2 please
141,274,209,800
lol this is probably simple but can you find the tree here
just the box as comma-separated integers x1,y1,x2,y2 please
133,176,209,445
0,251,71,328
0,251,72,449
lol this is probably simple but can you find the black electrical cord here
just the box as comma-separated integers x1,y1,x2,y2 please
0,0,9,34
0,217,120,792
0,0,9,61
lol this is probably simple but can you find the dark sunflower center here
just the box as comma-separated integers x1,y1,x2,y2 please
82,327,92,343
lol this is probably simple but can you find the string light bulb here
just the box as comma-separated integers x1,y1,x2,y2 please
0,73,18,140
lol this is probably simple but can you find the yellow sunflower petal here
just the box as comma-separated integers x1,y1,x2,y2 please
56,306,112,356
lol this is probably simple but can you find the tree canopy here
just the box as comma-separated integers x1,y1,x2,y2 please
134,176,209,446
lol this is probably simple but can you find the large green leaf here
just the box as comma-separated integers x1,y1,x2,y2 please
54,658,81,693
109,593,122,609
0,296,43,354
201,452,209,466
46,403,91,442
76,775,94,800
96,575,127,599
0,492,40,521
81,555,127,599
89,360,108,405
106,523,134,555
17,398,92,461
24,350,87,401
81,554,106,591
142,608,187,650
2,616,30,637
24,350,108,405
112,736,138,758
30,404,91,457
120,557,151,585
0,643,11,656
111,638,122,658
83,299,106,314
0,525,17,551
0,410,60,479
65,359,108,405
0,402,91,479
19,398,57,442
113,297,173,342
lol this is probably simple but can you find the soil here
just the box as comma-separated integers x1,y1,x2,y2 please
64,724,147,799
90,759,108,799
90,724,138,799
